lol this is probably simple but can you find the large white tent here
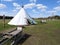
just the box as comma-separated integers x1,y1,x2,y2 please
7,7,37,44
8,7,36,26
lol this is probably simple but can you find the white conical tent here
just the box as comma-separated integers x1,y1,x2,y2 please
8,8,36,26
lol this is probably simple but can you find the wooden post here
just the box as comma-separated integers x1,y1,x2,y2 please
17,26,23,30
3,15,5,28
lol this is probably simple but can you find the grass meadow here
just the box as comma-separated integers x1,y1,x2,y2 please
0,19,15,32
0,19,60,45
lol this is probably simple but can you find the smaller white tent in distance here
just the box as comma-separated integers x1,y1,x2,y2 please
8,6,37,30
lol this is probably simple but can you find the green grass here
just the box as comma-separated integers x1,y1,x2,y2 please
21,19,60,45
0,19,15,32
0,19,60,45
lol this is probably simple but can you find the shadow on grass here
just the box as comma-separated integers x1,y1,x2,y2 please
0,33,31,45
17,34,31,45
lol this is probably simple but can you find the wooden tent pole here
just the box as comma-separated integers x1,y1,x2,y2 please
3,15,5,28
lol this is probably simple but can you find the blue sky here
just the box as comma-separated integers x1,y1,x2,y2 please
0,0,60,18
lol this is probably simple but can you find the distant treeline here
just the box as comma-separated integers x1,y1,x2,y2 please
0,15,60,19
48,15,60,19
0,16,13,19
37,15,60,19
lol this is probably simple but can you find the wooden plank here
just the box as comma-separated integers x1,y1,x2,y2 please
0,38,9,45
11,34,24,45
0,29,23,45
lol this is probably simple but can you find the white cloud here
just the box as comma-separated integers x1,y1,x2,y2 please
12,3,21,12
32,9,36,12
30,0,37,3
47,10,56,13
46,6,60,16
16,7,21,9
12,2,47,13
24,3,36,9
57,0,60,3
2,0,13,2
32,9,38,13
13,3,20,7
36,4,47,11
46,10,57,16
36,4,47,9
24,3,47,10
0,3,6,9
54,6,60,11
13,3,21,9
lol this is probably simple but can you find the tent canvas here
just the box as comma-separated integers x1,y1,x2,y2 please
8,8,36,26
27,15,37,24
